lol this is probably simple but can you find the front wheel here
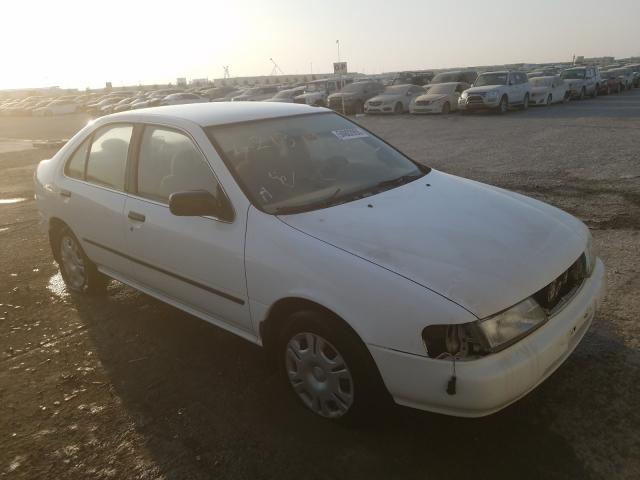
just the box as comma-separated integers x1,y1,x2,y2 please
546,94,552,106
281,310,389,422
394,102,403,114
521,94,529,110
591,86,598,98
441,102,450,114
579,87,586,100
496,95,508,114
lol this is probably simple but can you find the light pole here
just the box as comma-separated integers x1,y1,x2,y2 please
336,39,340,63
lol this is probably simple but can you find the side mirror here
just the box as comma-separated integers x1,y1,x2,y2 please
169,190,233,221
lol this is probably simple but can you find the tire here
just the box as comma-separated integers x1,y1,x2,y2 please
521,94,529,110
53,226,108,295
279,310,390,423
591,85,598,98
617,84,622,94
579,87,586,100
441,102,450,114
394,102,403,114
496,95,508,114
546,94,552,106
353,101,364,115
606,86,611,95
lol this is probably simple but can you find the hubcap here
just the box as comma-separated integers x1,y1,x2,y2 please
285,332,354,418
60,235,86,289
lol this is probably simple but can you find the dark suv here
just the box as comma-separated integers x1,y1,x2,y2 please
327,81,384,114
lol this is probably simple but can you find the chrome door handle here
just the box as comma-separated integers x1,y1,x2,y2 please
128,211,146,222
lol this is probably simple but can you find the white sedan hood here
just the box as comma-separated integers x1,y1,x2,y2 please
279,170,587,318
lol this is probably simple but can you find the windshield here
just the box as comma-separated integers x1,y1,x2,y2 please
383,85,409,95
561,69,585,79
207,113,427,214
431,73,458,83
426,83,456,94
340,83,366,93
306,82,326,92
474,73,508,86
273,90,294,98
530,77,553,87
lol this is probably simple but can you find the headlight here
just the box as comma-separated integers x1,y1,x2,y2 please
461,91,469,99
585,231,597,276
486,91,498,99
478,297,547,351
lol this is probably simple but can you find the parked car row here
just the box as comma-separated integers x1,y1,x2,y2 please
3,62,639,118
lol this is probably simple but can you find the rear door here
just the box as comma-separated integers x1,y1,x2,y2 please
58,123,135,278
123,123,251,331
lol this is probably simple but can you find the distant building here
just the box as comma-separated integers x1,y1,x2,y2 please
212,73,336,87
176,77,187,87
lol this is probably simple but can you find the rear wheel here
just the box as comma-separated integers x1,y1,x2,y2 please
280,310,389,423
591,85,598,98
579,87,586,100
546,94,552,106
441,102,450,114
53,226,107,294
394,102,403,114
353,101,364,115
521,94,529,110
617,84,622,94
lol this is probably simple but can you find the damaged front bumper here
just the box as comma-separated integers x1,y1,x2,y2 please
368,258,606,417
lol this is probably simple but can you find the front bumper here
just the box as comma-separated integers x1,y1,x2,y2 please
365,104,393,114
458,96,499,111
369,258,606,417
410,104,443,114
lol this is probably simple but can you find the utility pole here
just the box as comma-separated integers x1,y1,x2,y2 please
336,39,341,63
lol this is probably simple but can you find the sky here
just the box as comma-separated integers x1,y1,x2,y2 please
2,0,639,90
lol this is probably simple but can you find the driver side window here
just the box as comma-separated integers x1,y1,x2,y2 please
136,126,222,204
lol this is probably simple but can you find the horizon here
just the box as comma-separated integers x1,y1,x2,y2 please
2,0,639,90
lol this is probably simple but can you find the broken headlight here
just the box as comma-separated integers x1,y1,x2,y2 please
477,297,547,351
423,297,547,358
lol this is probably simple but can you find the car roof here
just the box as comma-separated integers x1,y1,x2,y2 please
101,101,323,127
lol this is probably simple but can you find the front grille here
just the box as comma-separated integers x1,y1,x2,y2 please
468,95,485,104
368,101,382,107
329,98,347,112
533,254,587,314
415,100,431,106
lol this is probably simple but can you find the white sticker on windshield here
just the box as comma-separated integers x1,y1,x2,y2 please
331,128,369,141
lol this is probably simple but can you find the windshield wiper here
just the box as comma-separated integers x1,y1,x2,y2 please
374,172,425,190
273,187,343,215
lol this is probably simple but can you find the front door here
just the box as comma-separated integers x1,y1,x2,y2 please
123,124,251,332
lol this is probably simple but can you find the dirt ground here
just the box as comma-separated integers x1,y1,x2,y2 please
1,93,639,479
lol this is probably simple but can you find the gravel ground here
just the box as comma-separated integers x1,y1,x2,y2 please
1,92,639,479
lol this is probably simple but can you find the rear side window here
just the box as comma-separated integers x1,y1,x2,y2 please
137,126,220,203
64,138,90,179
86,124,133,190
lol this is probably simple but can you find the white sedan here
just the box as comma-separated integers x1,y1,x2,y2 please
410,82,470,114
529,76,568,106
33,99,80,116
364,84,425,114
160,93,209,106
34,103,605,421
